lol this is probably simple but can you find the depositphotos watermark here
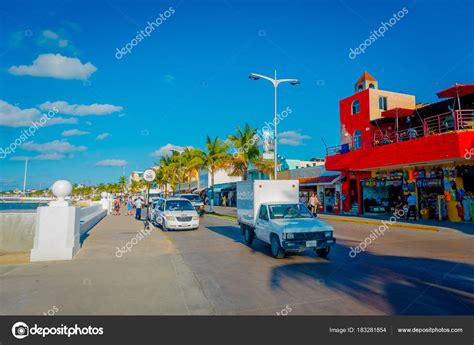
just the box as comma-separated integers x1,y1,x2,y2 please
276,305,293,316
115,227,152,258
11,321,103,339
0,107,59,160
115,6,175,59
349,7,408,60
349,205,408,258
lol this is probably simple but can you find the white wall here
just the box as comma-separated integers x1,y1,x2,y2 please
0,212,36,253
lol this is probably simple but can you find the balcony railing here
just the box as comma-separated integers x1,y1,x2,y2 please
326,109,474,156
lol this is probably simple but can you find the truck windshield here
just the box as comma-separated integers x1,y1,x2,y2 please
268,203,313,219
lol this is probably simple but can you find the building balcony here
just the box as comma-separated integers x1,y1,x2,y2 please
325,110,474,171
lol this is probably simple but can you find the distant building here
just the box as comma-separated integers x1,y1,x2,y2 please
278,156,325,171
129,171,143,185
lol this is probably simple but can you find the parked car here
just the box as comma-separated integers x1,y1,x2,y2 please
176,193,205,216
237,180,336,258
150,197,200,231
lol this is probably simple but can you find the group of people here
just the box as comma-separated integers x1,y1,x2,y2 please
112,195,145,220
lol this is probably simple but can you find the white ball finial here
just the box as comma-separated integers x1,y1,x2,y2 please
51,180,72,201
100,191,107,199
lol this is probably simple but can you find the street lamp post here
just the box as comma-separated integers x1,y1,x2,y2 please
23,159,29,195
249,70,300,179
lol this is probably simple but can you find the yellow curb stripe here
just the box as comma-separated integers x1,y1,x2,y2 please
321,216,439,231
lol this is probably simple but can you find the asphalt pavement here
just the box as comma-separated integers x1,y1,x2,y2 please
1,213,472,315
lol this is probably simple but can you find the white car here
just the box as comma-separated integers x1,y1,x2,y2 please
151,197,200,231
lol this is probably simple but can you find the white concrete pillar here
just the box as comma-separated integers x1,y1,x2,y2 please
30,180,81,261
99,192,112,215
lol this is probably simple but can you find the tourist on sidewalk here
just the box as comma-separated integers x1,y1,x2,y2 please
127,197,134,216
135,197,143,220
308,192,321,217
113,197,121,216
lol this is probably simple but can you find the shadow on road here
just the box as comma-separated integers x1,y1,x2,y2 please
207,223,473,315
206,225,275,257
269,243,474,315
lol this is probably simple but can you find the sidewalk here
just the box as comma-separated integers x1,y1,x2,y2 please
206,206,473,235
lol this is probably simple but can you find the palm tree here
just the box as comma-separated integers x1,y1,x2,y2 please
198,136,230,210
118,176,127,194
159,153,180,192
182,147,205,190
129,180,141,194
153,167,167,194
228,123,260,180
252,155,277,179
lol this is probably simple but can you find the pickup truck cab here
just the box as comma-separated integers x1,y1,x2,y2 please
252,202,335,258
237,180,336,259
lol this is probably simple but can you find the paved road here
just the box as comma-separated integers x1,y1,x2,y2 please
1,214,472,315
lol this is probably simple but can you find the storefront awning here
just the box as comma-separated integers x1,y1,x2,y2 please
299,175,341,187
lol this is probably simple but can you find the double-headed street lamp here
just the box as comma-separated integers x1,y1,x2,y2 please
249,70,300,179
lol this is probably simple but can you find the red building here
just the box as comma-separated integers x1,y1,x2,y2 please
325,72,474,221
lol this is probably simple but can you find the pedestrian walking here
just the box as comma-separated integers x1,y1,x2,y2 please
113,197,121,216
308,192,321,217
406,193,417,220
222,195,227,208
127,197,134,216
135,197,143,220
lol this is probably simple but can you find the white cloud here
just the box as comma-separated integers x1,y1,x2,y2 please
39,101,122,116
0,100,40,127
42,29,59,40
95,132,111,140
0,100,77,128
46,117,78,126
151,143,188,157
8,54,97,80
61,129,90,137
21,140,87,153
278,130,311,146
11,153,66,161
95,159,128,167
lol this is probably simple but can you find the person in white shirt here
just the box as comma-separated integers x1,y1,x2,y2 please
135,197,143,220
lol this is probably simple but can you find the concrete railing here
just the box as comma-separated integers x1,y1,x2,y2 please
0,212,36,253
78,204,107,234
0,205,107,255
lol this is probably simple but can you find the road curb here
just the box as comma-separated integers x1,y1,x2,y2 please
319,215,439,231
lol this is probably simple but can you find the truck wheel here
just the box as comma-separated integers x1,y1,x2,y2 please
270,234,285,259
162,220,168,232
316,247,330,258
244,227,254,245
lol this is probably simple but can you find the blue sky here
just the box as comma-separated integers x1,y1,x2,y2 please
0,0,472,190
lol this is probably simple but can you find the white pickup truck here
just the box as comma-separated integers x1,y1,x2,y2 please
237,180,336,258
